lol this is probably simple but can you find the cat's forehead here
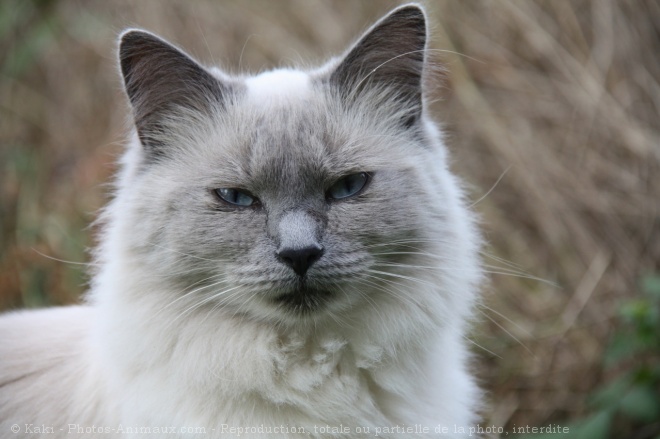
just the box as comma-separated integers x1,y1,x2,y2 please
243,69,326,183
240,92,337,194
209,75,363,186
193,68,414,193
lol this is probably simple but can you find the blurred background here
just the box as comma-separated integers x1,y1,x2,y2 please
1,0,658,437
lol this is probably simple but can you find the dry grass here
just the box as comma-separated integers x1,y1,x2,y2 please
1,0,658,432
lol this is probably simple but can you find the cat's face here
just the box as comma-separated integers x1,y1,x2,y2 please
117,6,449,324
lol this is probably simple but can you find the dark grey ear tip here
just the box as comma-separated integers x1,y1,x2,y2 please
118,29,162,57
119,29,148,50
375,3,427,45
118,29,182,81
119,29,148,69
393,3,426,15
387,3,427,23
119,28,158,43
118,29,177,63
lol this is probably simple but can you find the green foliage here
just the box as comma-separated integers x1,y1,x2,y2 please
519,274,660,438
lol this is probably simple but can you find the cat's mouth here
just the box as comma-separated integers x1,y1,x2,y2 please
272,285,334,313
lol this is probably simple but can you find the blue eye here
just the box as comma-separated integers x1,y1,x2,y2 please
327,172,370,200
215,188,257,207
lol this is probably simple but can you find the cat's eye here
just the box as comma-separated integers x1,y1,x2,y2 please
327,172,371,200
214,188,258,207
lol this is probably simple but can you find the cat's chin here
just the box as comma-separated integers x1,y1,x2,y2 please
272,285,336,314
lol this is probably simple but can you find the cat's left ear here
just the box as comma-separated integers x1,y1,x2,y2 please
328,4,427,128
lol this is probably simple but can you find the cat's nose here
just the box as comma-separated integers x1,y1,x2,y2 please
276,245,324,276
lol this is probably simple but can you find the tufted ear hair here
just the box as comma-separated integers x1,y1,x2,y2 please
329,4,427,128
119,30,226,158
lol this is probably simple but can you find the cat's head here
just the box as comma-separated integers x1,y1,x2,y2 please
113,5,476,326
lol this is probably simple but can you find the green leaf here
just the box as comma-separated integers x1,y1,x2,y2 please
619,384,660,423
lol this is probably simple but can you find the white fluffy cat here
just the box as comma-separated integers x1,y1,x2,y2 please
0,4,483,438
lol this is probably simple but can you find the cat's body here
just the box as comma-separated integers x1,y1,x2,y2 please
0,5,482,438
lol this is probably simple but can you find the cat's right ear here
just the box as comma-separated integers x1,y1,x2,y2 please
119,30,225,157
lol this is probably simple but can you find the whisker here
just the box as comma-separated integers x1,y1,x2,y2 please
167,284,243,329
479,303,531,337
373,260,557,287
480,251,527,272
153,274,231,319
357,273,425,309
468,165,511,208
31,248,97,266
145,242,227,263
464,336,502,359
480,310,535,358
365,268,438,290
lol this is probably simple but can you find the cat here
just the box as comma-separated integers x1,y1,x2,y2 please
0,4,483,438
